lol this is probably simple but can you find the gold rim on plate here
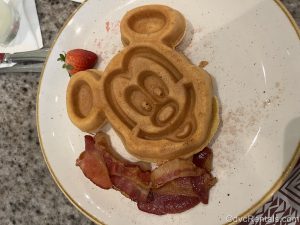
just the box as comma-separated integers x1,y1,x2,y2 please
36,1,300,225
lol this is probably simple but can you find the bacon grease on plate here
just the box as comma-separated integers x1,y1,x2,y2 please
76,133,216,215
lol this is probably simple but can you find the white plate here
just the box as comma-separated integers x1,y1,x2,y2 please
37,0,300,224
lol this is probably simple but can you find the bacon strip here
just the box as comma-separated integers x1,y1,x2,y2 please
102,151,151,188
192,147,213,171
138,175,216,215
138,192,200,215
111,175,149,202
139,147,216,215
191,173,217,204
151,158,205,188
94,132,151,171
76,134,151,201
76,136,112,189
76,134,217,215
154,176,198,197
101,150,151,202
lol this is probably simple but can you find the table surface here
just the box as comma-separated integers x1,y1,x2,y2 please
0,1,299,225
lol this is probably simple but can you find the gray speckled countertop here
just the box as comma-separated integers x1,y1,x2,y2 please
0,1,299,225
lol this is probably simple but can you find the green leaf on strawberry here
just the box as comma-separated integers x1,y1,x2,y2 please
57,53,65,62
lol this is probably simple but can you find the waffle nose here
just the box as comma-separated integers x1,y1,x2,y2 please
156,102,178,125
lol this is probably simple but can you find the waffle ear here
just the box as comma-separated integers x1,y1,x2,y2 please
120,5,186,48
66,69,106,133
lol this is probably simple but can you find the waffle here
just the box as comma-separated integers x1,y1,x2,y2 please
66,5,219,162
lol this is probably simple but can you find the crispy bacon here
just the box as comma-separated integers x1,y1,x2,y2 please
138,174,216,215
76,136,112,189
101,150,151,202
191,173,217,204
151,158,205,188
102,151,151,188
111,175,149,202
94,132,151,171
138,192,200,215
76,134,150,200
95,133,151,184
153,177,198,197
192,147,213,171
139,147,216,215
76,133,217,215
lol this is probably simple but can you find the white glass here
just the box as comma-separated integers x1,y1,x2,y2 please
0,0,20,46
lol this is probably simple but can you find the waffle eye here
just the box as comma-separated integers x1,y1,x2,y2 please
125,86,154,116
139,71,169,100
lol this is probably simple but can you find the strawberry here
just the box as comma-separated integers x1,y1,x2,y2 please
57,49,98,76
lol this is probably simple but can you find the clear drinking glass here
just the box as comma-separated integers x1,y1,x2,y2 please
0,0,20,46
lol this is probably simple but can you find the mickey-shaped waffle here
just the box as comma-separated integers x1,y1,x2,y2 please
66,5,219,162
